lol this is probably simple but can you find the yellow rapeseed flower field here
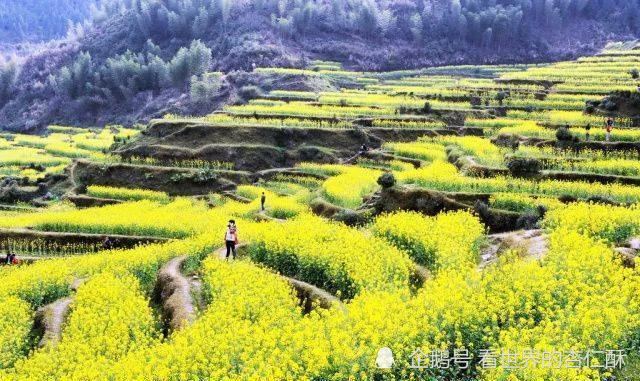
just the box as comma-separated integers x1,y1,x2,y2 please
2,45,640,380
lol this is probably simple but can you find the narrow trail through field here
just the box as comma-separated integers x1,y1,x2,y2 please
479,229,548,269
212,243,343,313
34,277,85,347
35,297,73,347
221,191,252,203
155,256,198,333
257,209,286,223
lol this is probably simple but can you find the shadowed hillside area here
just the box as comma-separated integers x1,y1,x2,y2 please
1,0,640,131
0,0,96,43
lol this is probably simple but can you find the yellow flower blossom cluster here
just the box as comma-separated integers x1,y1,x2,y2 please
299,163,382,208
1,179,640,380
383,141,447,162
479,229,640,380
2,273,159,380
86,185,170,203
372,210,485,271
489,193,564,214
398,160,640,203
0,297,32,369
434,136,505,166
0,126,137,181
0,231,221,307
543,202,640,244
0,147,69,167
3,47,640,380
0,198,215,238
110,258,332,380
248,214,413,299
236,185,310,219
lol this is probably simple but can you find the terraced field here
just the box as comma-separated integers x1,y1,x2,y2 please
0,126,139,183
0,45,640,380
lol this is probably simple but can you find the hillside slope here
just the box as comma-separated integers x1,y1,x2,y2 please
0,0,95,43
1,0,639,131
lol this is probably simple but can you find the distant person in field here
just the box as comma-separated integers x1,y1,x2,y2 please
102,236,113,250
261,192,266,211
605,117,614,142
225,220,238,259
358,144,369,154
585,123,591,142
3,250,10,265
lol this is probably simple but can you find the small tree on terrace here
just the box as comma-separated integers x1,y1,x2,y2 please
190,73,221,106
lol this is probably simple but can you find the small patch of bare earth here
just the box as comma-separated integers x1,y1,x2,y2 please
480,229,548,269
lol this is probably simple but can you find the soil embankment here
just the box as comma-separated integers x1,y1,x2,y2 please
71,160,250,196
116,120,443,171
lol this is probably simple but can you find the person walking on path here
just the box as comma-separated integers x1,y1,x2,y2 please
585,123,591,142
605,117,614,142
261,192,266,212
225,220,238,259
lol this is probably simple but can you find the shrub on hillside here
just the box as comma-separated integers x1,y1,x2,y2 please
0,61,20,105
377,172,396,189
555,126,573,141
506,156,541,178
190,73,222,106
238,85,264,101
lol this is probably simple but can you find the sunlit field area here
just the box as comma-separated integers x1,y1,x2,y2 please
1,42,640,381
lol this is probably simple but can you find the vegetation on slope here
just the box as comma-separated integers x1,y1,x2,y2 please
1,0,640,130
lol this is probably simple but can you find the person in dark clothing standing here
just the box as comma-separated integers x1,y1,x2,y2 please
605,117,614,142
261,192,266,212
225,220,238,259
585,123,591,142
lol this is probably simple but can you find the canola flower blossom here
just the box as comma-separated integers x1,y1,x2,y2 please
372,210,485,272
1,46,640,380
248,214,414,299
86,185,171,203
1,273,159,380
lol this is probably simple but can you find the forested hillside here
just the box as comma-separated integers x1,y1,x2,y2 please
0,0,96,43
91,0,640,50
0,0,639,131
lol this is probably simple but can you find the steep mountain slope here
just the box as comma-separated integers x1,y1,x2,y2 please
0,0,639,131
0,0,96,43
